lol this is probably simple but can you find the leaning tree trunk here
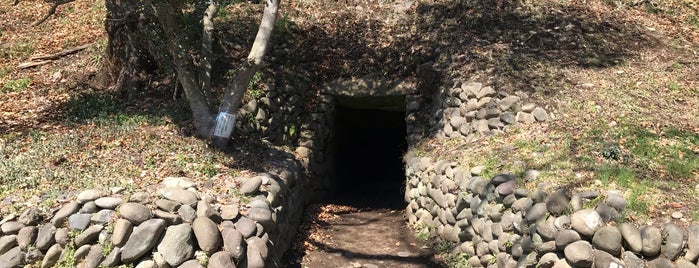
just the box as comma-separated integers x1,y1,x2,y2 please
107,0,280,150
153,2,216,138
153,0,281,149
211,0,281,149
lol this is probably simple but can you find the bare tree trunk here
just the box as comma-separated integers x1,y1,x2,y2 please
103,0,135,89
200,3,218,110
103,0,161,97
212,0,280,149
110,0,280,149
153,2,215,138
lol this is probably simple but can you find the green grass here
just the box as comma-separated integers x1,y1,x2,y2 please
410,219,469,267
0,121,228,213
416,119,697,221
691,210,699,221
0,40,35,60
100,238,114,256
625,129,660,158
247,71,265,99
287,123,297,138
586,124,698,215
626,182,652,212
55,245,76,268
611,125,699,180
600,0,697,31
594,164,653,214
686,15,699,28
433,239,455,253
274,13,296,37
445,253,471,268
428,237,471,268
63,91,193,126
572,123,698,182
415,226,430,243
668,81,682,91
0,66,12,78
597,165,635,187
2,77,31,93
64,92,119,122
583,194,605,209
0,94,232,215
478,156,500,179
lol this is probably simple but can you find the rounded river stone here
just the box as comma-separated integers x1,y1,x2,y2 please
641,225,662,257
192,217,221,255
118,202,152,225
592,226,622,256
570,209,602,237
564,240,593,267
617,222,642,253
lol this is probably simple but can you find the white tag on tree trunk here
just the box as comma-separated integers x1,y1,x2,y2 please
213,112,236,138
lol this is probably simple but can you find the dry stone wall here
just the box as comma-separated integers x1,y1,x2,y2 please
0,157,306,268
404,81,699,268
431,80,549,140
237,79,335,198
236,82,304,145
293,93,335,198
0,69,336,268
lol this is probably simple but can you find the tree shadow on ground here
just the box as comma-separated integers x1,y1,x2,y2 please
418,1,659,94
283,205,445,267
302,239,443,267
7,0,662,175
42,85,291,174
276,0,658,95
230,0,664,146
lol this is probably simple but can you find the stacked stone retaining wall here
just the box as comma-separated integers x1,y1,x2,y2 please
237,78,335,199
0,156,306,268
236,82,304,146
430,80,549,140
404,81,699,267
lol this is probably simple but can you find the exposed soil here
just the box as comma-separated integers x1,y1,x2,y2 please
285,204,445,268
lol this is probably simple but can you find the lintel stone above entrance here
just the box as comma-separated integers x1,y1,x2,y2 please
322,76,416,97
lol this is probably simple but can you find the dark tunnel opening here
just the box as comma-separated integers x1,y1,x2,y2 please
328,96,408,209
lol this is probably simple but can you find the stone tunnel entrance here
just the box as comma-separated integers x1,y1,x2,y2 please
328,96,408,209
285,87,441,267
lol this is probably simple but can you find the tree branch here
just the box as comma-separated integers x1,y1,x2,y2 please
16,60,52,69
32,0,76,27
153,2,215,138
29,43,91,61
17,43,91,69
248,0,280,65
218,0,280,113
212,0,281,148
200,2,218,112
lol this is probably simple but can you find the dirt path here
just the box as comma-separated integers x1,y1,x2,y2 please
285,205,445,268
